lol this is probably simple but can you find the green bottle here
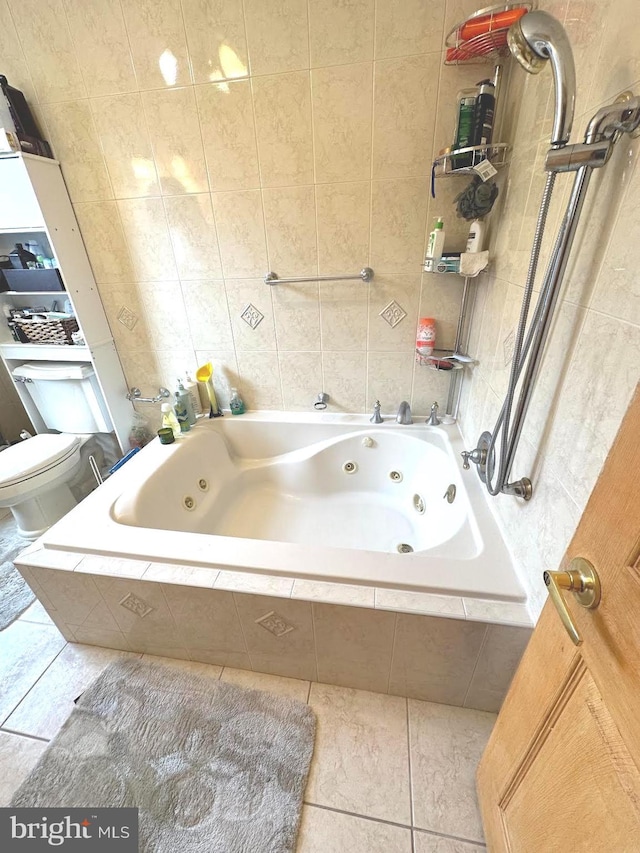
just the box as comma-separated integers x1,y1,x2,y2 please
174,394,191,432
229,387,245,415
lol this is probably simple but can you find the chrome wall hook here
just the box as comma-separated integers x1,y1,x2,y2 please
126,387,170,403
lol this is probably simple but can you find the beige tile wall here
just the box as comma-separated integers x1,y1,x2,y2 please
0,0,476,418
458,0,640,617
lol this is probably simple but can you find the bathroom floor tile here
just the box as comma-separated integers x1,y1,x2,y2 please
0,621,66,725
221,667,310,703
296,806,412,852
413,830,486,852
5,644,138,740
409,700,495,844
0,731,48,806
19,599,54,626
306,683,411,825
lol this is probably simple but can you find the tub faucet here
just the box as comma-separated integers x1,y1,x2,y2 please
427,401,441,426
370,400,383,424
396,401,412,425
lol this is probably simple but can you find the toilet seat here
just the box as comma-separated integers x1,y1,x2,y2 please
0,434,81,488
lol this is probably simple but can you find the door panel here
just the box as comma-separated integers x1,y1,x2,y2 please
500,661,640,851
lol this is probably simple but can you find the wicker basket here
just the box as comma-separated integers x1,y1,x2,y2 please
13,316,79,345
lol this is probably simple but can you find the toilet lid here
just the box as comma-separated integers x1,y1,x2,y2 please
0,434,81,487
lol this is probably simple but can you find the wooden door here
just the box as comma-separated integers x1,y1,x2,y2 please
477,386,640,852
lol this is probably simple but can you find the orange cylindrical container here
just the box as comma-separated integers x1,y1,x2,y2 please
459,7,527,41
416,317,436,355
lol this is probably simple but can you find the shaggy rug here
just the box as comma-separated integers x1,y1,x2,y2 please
0,513,33,630
11,658,316,853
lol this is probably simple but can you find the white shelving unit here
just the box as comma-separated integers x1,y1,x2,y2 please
0,153,132,451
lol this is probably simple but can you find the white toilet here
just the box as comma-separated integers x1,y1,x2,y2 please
0,361,113,539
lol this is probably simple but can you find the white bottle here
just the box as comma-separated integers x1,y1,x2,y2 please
183,371,203,416
161,403,181,439
426,217,445,264
466,218,485,253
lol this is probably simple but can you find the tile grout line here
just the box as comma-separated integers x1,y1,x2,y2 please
406,695,416,830
301,800,412,831
413,826,487,847
0,637,69,732
462,624,489,708
0,726,50,745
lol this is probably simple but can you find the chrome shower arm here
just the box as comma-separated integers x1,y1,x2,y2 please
585,94,640,143
545,94,640,172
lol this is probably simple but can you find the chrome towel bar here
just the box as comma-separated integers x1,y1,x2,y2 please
264,267,374,285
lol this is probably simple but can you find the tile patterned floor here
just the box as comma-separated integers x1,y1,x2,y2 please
0,588,493,852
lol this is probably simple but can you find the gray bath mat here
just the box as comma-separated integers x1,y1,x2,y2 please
11,658,316,853
0,515,33,630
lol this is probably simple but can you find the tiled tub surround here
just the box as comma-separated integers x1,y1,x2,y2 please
41,413,526,601
16,549,531,714
13,412,532,714
0,0,476,416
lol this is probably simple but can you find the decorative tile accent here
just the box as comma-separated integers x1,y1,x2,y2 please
119,593,154,618
379,299,407,328
255,610,296,637
240,302,265,329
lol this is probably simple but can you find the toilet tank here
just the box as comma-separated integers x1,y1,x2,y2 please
12,362,113,433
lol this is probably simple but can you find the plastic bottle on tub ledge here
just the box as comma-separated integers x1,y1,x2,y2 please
161,403,181,439
229,387,246,415
176,378,197,425
183,371,204,416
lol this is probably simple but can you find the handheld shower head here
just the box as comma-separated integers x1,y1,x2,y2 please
507,10,576,147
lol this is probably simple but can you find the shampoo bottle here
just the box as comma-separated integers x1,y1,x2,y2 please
426,218,446,264
174,395,191,433
176,378,197,425
466,218,485,253
183,371,204,416
472,79,495,146
161,403,181,439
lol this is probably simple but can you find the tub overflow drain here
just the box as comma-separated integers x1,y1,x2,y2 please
342,461,358,474
397,543,414,553
389,470,403,482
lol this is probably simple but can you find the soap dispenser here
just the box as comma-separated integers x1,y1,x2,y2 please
176,378,197,425
229,387,245,415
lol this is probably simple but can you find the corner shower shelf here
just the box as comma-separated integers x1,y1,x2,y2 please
433,143,509,178
444,2,534,66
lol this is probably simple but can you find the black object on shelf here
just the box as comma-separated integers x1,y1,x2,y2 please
472,79,496,147
0,75,53,159
3,267,65,292
9,242,36,269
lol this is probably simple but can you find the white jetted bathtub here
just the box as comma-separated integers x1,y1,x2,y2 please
42,412,526,602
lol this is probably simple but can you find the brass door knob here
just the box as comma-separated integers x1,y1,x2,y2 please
543,557,601,646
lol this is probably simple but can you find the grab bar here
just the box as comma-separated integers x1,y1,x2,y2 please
264,267,374,285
